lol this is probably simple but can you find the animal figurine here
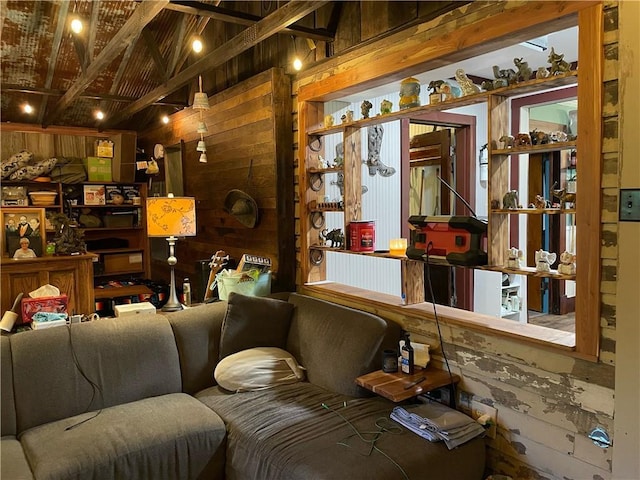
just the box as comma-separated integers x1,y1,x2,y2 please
536,67,550,79
535,250,557,272
492,65,517,86
380,99,393,115
428,80,445,95
549,131,568,143
548,47,571,75
532,194,550,209
505,247,524,269
321,228,345,249
499,135,515,149
455,69,481,96
514,133,532,147
513,57,532,82
502,190,519,209
557,251,576,275
551,186,576,208
530,129,549,145
361,100,373,119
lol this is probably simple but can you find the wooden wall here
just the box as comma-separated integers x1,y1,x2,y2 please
292,2,621,478
138,68,294,296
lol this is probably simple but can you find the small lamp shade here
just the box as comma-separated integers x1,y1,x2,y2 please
146,196,197,237
196,140,207,152
199,153,208,163
192,92,210,110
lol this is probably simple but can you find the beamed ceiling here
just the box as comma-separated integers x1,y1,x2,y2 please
0,0,338,131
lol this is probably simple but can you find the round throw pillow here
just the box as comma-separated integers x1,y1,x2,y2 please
214,347,305,393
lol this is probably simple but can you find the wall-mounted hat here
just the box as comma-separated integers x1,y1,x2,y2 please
224,189,258,228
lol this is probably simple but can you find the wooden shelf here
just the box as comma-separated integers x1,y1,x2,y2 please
94,284,153,299
492,208,576,215
82,226,143,232
307,167,343,174
70,204,140,209
492,140,576,156
94,269,145,278
89,248,144,255
479,265,576,281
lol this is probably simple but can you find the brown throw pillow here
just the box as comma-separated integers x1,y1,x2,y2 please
219,292,294,360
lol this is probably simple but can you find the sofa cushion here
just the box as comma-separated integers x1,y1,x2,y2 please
1,336,16,436
196,383,485,480
219,293,294,359
1,436,32,480
286,293,387,397
11,315,182,433
166,302,226,394
20,393,226,480
214,347,305,392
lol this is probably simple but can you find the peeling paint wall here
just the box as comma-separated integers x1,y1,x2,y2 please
292,2,626,478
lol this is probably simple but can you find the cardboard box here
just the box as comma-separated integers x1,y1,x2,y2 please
114,302,156,317
20,294,68,325
121,185,140,204
104,252,143,274
95,139,114,158
83,157,112,182
83,185,106,205
105,185,125,205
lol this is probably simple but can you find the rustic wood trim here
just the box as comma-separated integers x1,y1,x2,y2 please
575,3,603,360
0,122,135,136
142,28,169,80
106,1,329,128
44,0,169,127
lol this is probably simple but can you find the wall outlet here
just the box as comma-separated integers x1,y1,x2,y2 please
470,400,498,439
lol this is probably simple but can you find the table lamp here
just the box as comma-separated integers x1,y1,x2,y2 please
146,194,197,311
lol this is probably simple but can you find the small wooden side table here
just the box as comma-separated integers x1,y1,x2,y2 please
356,366,460,407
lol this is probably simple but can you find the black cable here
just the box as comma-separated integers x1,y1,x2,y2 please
64,323,103,431
425,243,454,388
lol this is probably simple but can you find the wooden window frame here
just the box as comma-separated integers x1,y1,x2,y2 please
297,2,602,360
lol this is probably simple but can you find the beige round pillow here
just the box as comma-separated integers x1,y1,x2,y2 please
214,347,305,393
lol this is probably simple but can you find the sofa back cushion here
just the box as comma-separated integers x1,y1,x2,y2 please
166,302,226,394
219,293,294,359
11,315,182,433
1,336,16,436
285,293,387,397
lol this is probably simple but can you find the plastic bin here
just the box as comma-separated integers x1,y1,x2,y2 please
217,271,271,301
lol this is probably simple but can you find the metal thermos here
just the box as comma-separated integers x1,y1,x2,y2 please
183,278,191,306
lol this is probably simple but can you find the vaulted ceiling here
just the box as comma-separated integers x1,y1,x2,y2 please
1,0,336,131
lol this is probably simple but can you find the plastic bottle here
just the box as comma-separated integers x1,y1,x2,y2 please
182,278,191,306
401,332,415,374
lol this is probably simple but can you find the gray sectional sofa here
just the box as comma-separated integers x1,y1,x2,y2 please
1,292,485,479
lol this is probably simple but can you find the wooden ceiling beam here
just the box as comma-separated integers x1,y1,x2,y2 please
165,0,334,42
105,0,329,128
142,28,169,81
43,0,169,127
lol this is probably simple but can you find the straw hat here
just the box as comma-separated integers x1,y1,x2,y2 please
224,189,258,228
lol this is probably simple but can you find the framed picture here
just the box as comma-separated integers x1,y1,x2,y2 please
1,208,47,258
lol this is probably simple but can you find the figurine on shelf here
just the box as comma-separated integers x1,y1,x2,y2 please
321,228,344,249
530,129,549,145
324,115,334,127
505,247,524,269
551,185,576,208
548,47,571,75
513,57,533,83
503,190,519,209
557,251,576,275
361,100,373,119
531,194,551,209
455,69,481,96
536,66,550,79
334,142,344,168
514,133,532,146
535,249,557,272
399,77,421,110
492,64,517,86
549,131,568,143
380,99,393,115
499,134,515,149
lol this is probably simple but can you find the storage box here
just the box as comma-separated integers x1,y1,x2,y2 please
104,252,143,274
20,294,68,325
217,272,271,301
114,302,156,317
83,157,112,182
83,185,106,205
95,139,114,158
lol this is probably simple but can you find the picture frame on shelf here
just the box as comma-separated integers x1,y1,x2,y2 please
1,208,46,258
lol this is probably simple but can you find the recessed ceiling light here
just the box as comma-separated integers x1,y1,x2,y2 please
71,18,83,34
293,57,302,71
95,110,104,120
23,104,34,114
162,115,170,124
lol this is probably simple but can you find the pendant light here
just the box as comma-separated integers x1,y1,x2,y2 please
192,76,209,163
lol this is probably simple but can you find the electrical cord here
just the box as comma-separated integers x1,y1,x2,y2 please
321,402,410,480
425,243,454,388
64,323,103,431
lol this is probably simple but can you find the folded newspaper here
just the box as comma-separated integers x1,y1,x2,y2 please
390,401,485,450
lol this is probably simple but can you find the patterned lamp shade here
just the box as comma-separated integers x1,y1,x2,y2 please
146,195,197,237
